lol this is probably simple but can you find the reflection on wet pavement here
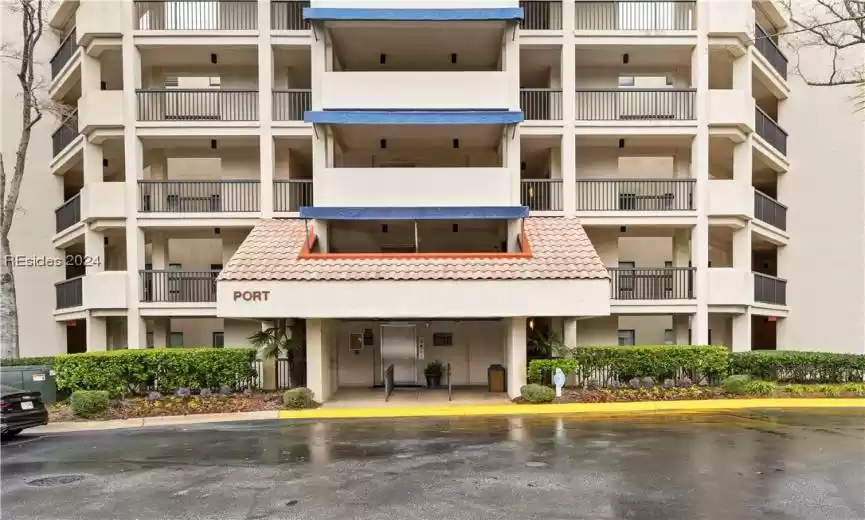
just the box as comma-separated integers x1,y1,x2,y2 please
2,409,864,520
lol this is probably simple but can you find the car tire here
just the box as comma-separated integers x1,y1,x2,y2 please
1,429,21,438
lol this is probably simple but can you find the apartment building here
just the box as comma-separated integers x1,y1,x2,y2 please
2,0,863,401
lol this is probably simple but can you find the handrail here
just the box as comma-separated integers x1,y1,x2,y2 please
447,363,452,402
384,364,395,402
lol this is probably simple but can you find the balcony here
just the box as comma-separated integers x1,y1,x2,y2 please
574,1,696,31
521,179,563,211
754,190,787,231
272,0,309,30
609,267,695,300
754,272,787,306
133,0,258,31
78,90,124,132
138,180,261,213
273,90,311,121
754,107,787,155
56,277,83,309
520,89,563,121
140,270,219,303
520,0,563,30
755,24,788,80
136,89,259,122
55,194,82,233
574,89,696,121
52,111,79,157
274,180,312,212
575,179,695,211
50,28,77,80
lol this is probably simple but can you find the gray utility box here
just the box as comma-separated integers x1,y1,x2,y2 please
0,365,57,404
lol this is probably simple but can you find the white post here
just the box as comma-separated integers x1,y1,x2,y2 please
258,0,274,216
505,317,527,399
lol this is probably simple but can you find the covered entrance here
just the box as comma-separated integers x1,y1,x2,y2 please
380,324,419,386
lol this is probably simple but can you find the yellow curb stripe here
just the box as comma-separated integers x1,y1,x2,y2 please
278,398,865,420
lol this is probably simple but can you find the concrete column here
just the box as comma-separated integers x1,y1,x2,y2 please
221,231,243,266
152,317,170,348
82,140,104,185
673,314,690,345
126,227,147,348
84,228,105,275
504,23,520,109
731,313,752,352
258,0,274,216
563,317,578,347
732,225,751,273
561,9,576,215
151,233,167,269
85,314,107,351
505,317,527,399
673,228,690,267
306,318,331,402
690,2,711,345
506,130,521,205
80,52,101,94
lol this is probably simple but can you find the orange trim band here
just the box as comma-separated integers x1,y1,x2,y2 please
298,222,533,260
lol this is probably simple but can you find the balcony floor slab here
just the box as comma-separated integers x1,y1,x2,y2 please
52,222,85,249
610,301,697,315
139,304,217,317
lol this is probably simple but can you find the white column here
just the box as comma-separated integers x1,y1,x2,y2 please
84,227,104,275
673,228,690,267
505,317,527,399
673,314,690,345
563,317,578,347
80,52,102,94
306,318,330,402
126,227,147,348
85,314,107,352
258,0,274,216
152,317,170,348
151,233,167,269
731,313,752,352
82,140,103,185
690,1,711,345
561,3,576,215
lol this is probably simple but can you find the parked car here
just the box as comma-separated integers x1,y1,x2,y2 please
1,385,48,437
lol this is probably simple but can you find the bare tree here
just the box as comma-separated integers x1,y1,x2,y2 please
1,0,45,359
780,0,865,91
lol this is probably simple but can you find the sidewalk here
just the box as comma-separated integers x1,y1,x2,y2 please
30,410,280,434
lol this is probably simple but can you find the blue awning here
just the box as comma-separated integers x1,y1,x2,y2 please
305,110,523,125
304,8,524,22
300,206,530,220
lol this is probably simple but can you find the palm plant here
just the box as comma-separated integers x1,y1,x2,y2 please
248,319,303,388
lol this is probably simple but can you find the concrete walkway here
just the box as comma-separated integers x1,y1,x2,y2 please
30,410,280,434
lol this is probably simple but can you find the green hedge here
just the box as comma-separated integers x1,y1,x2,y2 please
0,356,56,367
55,348,257,397
730,351,865,383
528,345,729,386
70,390,110,417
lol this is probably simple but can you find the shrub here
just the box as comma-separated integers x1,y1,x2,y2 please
678,377,693,388
628,377,641,389
821,385,841,397
729,351,865,383
526,358,577,385
146,391,162,401
662,379,675,389
283,388,316,409
55,348,257,397
641,376,654,389
783,385,806,396
70,390,109,418
722,375,751,395
520,384,556,404
199,388,212,398
175,387,191,398
569,345,729,384
0,356,55,367
219,385,233,396
744,380,776,396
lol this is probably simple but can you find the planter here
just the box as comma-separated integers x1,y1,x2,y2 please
425,375,442,388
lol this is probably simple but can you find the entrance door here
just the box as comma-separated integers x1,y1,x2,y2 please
380,324,417,385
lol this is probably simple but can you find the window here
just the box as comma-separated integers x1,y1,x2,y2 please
618,329,636,346
212,332,224,348
432,333,453,347
169,332,183,348
664,329,675,345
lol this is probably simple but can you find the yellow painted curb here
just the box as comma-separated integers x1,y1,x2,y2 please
278,398,865,420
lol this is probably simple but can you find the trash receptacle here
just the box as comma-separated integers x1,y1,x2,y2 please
0,365,57,404
488,364,506,393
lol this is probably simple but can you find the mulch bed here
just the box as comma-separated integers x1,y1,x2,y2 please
515,387,865,404
49,391,286,423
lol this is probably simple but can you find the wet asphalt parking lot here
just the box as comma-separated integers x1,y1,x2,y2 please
1,409,864,520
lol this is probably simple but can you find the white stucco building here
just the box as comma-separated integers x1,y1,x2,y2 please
2,0,863,401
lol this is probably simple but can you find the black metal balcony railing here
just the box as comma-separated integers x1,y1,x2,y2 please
138,180,261,213
575,179,695,211
273,90,311,121
134,0,258,30
140,270,220,303
51,28,77,79
519,0,563,30
755,24,788,80
754,190,787,231
575,89,696,121
55,193,81,233
271,0,309,30
754,107,787,155
521,179,563,211
520,89,563,120
52,111,79,157
56,277,83,309
610,267,695,300
136,89,259,121
274,179,313,212
574,1,696,31
754,272,787,306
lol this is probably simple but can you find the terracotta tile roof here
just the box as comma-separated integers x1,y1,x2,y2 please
218,217,609,282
